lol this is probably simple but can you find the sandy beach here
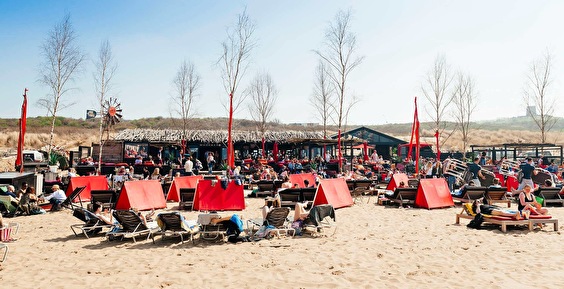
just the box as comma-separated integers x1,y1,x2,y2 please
1,196,563,289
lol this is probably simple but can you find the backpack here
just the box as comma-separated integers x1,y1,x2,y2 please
467,213,484,229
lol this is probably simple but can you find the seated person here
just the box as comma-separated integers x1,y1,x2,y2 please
303,179,314,188
41,184,67,211
92,202,116,225
280,176,292,189
19,186,41,214
209,214,247,242
1,185,18,199
519,184,549,215
488,178,502,188
471,199,527,220
131,207,156,227
452,181,475,197
294,202,310,222
262,197,281,219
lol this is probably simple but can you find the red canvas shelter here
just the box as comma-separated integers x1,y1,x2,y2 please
415,178,454,209
313,178,353,209
65,176,108,202
115,180,167,211
506,176,519,192
289,173,316,188
166,175,203,202
386,173,409,191
193,180,245,211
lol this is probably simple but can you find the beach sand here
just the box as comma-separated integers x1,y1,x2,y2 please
1,196,563,289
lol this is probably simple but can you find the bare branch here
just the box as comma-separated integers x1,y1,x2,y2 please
451,72,478,154
421,54,454,147
314,9,364,171
38,13,85,153
217,9,256,115
171,60,201,140
310,60,337,138
246,72,278,137
523,50,557,143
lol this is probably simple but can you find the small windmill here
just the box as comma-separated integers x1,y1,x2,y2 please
102,97,123,128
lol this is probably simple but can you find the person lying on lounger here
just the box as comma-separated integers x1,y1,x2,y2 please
471,199,528,220
93,202,116,225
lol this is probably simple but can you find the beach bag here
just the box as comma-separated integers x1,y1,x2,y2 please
467,213,484,229
535,196,544,206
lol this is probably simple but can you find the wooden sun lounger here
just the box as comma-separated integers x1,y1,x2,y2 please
455,211,532,232
537,188,564,206
389,188,417,206
485,187,511,208
455,205,559,232
452,187,487,204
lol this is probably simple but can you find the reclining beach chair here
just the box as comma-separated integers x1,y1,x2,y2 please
0,195,18,216
455,203,558,232
452,187,487,204
70,207,113,238
485,187,511,207
61,186,87,210
90,190,118,210
278,188,301,208
537,188,564,206
107,210,157,243
156,212,199,244
389,187,418,207
198,212,226,241
178,188,196,211
301,188,317,204
303,204,336,237
248,207,294,238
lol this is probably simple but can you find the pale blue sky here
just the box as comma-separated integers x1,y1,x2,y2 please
1,0,563,125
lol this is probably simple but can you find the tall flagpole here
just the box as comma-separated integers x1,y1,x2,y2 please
16,88,28,173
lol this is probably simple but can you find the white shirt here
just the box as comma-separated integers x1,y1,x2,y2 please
184,159,193,172
45,189,67,202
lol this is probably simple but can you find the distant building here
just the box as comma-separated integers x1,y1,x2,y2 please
526,106,537,116
289,122,318,127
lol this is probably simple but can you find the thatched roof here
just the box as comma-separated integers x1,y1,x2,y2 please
114,129,325,144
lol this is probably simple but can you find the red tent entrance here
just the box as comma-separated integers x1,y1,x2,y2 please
313,178,353,209
166,175,203,202
65,176,108,202
115,180,167,211
415,178,454,209
193,180,245,211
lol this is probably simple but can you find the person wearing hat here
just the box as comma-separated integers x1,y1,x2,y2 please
42,184,67,211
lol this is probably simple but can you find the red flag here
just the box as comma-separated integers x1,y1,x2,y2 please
16,88,28,172
261,137,265,159
273,142,279,162
363,141,369,161
407,97,420,175
227,93,235,168
337,129,342,171
434,130,441,162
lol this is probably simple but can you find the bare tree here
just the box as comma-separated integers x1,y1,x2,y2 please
218,9,256,114
93,40,117,173
451,72,477,154
524,50,557,143
422,54,454,146
314,9,364,171
247,72,278,139
38,14,85,154
172,60,201,140
310,60,336,139
218,9,256,167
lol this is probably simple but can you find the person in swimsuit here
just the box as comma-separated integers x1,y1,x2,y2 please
518,184,548,215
